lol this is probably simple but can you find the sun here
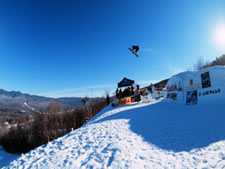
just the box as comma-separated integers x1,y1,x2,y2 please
212,23,225,49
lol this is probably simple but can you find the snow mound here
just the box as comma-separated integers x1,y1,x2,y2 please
4,98,225,168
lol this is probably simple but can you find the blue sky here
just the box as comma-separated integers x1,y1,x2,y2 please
0,0,225,98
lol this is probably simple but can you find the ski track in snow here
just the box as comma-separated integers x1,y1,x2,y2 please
4,100,225,168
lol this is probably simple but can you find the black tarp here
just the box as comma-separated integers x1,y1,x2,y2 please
117,78,134,88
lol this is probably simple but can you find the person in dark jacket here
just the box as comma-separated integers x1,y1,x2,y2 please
106,94,110,105
132,45,139,54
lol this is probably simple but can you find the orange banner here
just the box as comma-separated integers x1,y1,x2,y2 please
117,97,132,105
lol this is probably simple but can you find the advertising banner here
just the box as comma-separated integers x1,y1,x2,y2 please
201,71,211,88
186,90,198,105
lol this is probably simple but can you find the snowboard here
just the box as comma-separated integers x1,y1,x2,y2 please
129,48,139,57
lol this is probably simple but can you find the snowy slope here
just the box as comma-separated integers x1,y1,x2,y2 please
24,102,36,112
4,98,225,169
4,67,225,168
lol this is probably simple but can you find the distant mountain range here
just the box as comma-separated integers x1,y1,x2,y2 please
0,89,85,115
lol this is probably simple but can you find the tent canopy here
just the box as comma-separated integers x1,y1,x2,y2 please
118,77,135,88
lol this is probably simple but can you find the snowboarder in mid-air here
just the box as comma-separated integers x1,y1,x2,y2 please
129,45,140,57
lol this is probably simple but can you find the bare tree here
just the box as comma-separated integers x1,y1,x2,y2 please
47,101,64,113
193,57,205,70
81,97,88,105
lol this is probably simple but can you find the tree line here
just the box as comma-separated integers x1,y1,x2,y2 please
194,54,225,70
0,98,107,154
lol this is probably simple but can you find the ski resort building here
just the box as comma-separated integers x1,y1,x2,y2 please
165,66,225,104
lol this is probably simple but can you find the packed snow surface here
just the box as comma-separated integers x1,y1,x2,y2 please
4,98,225,168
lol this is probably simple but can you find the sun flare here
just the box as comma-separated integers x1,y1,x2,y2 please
213,23,225,49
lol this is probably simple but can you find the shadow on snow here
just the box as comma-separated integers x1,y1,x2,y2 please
91,101,225,152
0,146,20,168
